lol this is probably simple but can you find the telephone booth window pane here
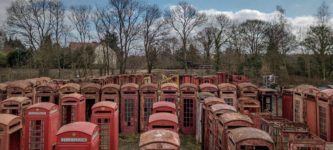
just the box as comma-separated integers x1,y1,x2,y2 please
184,99,193,127
125,99,134,126
319,106,327,140
98,118,110,150
29,120,44,150
295,100,300,122
224,98,233,106
63,105,76,124
144,98,154,123
165,98,174,103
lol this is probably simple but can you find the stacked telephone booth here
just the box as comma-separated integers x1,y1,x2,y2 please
7,80,35,103
81,83,101,121
91,101,119,150
60,93,86,125
55,122,100,150
196,92,215,143
139,83,158,132
0,96,32,118
139,129,180,150
218,83,237,107
303,86,320,134
160,83,179,110
238,97,261,114
316,89,333,141
58,83,80,98
258,88,278,113
120,83,139,134
293,84,316,123
0,83,7,101
152,101,177,114
199,83,218,96
237,82,258,99
24,102,60,150
179,83,197,135
101,84,120,103
36,82,59,104
0,114,22,150
147,112,179,132
282,88,294,121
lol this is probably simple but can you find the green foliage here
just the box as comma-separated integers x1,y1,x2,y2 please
0,52,7,67
7,49,32,67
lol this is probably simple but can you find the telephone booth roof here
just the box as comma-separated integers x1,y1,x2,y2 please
92,101,118,110
219,112,253,125
60,83,80,91
57,122,98,136
3,96,31,103
294,84,318,93
27,102,57,111
153,101,176,110
121,83,139,90
204,97,225,105
139,129,180,147
81,83,101,90
0,114,20,126
61,93,84,99
199,83,218,90
0,83,7,91
8,80,33,89
36,83,58,91
218,83,237,90
102,84,120,90
318,89,333,98
180,83,198,90
238,97,260,107
210,103,237,112
228,127,273,144
140,83,158,90
237,82,258,90
258,88,277,94
149,113,178,124
161,83,179,90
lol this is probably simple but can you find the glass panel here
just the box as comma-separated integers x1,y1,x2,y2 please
98,118,110,150
319,106,327,140
224,98,233,106
295,100,300,122
29,120,44,150
183,99,193,127
144,98,154,123
125,99,134,126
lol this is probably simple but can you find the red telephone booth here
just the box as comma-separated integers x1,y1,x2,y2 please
238,97,260,114
91,101,119,150
216,72,230,84
200,75,218,85
0,83,7,101
25,102,60,150
139,129,180,150
316,89,333,141
0,114,22,150
227,127,274,150
55,122,99,150
196,92,215,144
199,83,218,96
7,80,35,103
0,96,32,117
119,74,130,85
202,97,225,150
179,83,197,135
217,112,254,150
140,83,158,132
81,83,101,121
60,93,86,125
282,88,294,121
120,83,139,134
258,88,278,114
101,84,120,104
148,113,179,132
160,83,179,109
180,74,194,84
58,83,80,98
293,84,317,123
303,87,319,134
36,83,59,104
218,83,237,107
237,82,258,99
153,101,177,114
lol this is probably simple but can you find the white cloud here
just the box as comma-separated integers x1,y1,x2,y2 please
0,0,15,27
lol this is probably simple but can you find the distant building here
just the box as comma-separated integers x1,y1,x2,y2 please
68,42,117,68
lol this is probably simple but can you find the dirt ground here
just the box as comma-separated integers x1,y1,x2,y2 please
119,133,201,150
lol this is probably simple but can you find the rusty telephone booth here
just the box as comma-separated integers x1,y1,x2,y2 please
237,82,258,99
289,134,326,150
36,83,59,104
179,83,197,135
196,92,215,144
58,83,80,98
282,88,294,121
0,83,7,101
0,96,32,118
24,102,60,150
258,88,278,114
81,83,101,121
216,72,230,84
293,84,317,123
153,101,177,114
217,112,254,150
0,114,22,150
148,113,179,132
218,83,237,107
55,122,99,150
91,101,119,150
101,84,120,104
139,129,180,150
7,80,35,103
316,89,333,141
200,75,218,85
303,87,319,134
202,97,225,150
227,127,274,150
160,83,179,109
199,83,218,96
238,97,261,114
140,83,158,132
60,93,86,125
120,83,139,134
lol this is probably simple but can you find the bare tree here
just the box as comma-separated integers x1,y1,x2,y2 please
164,1,207,72
142,4,168,74
239,19,267,55
196,26,215,65
69,5,91,43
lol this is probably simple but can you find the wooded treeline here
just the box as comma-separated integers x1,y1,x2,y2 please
1,0,333,81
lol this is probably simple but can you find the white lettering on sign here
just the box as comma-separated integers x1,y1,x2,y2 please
28,112,46,115
61,138,87,143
